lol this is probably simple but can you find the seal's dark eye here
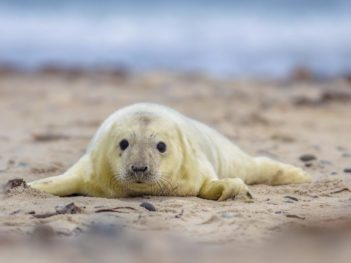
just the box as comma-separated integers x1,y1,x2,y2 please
119,139,129,151
156,141,166,153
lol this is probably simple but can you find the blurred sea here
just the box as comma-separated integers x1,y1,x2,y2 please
0,0,350,77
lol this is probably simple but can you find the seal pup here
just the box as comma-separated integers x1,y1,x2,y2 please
29,103,311,201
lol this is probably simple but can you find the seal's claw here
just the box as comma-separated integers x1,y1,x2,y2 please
246,191,253,199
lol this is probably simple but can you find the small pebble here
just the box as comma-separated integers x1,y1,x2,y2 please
344,168,351,173
140,202,156,212
284,196,299,202
299,154,317,162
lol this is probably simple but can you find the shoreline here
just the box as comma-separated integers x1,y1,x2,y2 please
1,63,351,83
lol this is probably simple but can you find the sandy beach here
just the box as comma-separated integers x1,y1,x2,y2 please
1,71,351,262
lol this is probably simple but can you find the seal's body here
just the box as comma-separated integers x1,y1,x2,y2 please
29,103,311,201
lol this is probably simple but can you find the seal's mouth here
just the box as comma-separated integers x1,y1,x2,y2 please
123,170,155,184
126,181,156,193
117,169,159,190
131,181,151,185
131,180,151,185
118,174,156,186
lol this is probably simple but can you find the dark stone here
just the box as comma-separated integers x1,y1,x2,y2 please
140,202,156,212
4,178,27,192
299,154,317,162
284,196,299,202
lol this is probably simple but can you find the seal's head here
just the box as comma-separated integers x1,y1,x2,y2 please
102,112,184,194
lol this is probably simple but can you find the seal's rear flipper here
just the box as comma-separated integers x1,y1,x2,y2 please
246,157,311,186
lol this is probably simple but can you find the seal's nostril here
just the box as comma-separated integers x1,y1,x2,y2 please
131,165,148,173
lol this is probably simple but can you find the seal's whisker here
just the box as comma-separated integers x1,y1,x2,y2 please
157,176,174,196
159,173,176,191
155,178,166,195
155,181,163,195
158,180,168,196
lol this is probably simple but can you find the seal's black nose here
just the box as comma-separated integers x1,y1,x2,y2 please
131,165,148,173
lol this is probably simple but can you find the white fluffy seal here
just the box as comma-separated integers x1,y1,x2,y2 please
29,103,311,201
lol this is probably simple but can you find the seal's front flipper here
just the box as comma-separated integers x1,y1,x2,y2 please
29,173,83,196
29,155,90,196
198,178,252,201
